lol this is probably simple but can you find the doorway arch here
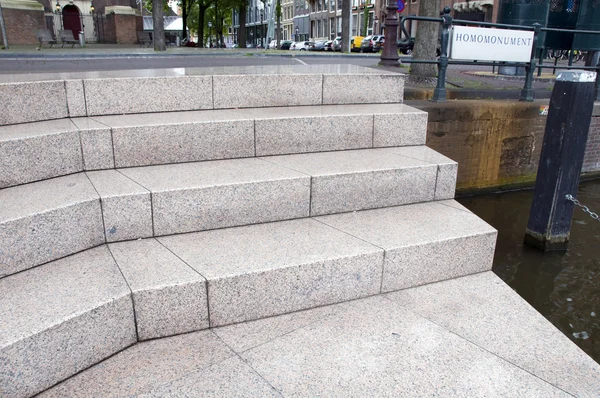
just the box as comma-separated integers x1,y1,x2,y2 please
62,5,82,38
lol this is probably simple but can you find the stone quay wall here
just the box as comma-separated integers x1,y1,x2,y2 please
408,100,600,195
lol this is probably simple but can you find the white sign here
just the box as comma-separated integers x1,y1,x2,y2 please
450,26,534,63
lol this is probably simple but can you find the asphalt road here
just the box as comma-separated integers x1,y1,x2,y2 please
0,54,384,74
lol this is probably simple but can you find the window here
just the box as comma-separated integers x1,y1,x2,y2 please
317,20,321,36
351,15,357,35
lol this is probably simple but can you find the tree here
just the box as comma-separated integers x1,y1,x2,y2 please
276,0,281,48
410,0,440,78
362,5,368,37
187,0,213,46
153,0,167,50
341,0,350,52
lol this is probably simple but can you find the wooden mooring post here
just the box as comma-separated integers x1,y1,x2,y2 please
524,70,597,251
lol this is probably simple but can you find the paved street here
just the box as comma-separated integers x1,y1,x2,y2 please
0,50,385,74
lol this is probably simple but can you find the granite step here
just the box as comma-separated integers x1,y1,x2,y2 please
38,273,600,398
0,103,427,188
0,246,136,398
0,200,496,397
0,65,405,126
0,147,457,279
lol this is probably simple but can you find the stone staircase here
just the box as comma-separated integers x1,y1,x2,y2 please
0,65,497,397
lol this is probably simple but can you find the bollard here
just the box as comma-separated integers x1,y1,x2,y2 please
524,70,597,251
78,31,85,47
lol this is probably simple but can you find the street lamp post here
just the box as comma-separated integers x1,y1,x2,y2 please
379,0,399,66
295,26,298,41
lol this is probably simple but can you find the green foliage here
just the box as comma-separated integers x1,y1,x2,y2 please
275,1,281,19
362,5,368,36
144,0,171,13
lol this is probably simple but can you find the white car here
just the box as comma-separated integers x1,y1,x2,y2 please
268,40,277,49
290,41,310,51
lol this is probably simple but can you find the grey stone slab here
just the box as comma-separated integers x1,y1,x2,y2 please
373,109,428,147
323,73,405,105
0,173,105,277
108,239,209,341
263,148,438,216
388,272,600,397
159,218,384,326
0,246,136,398
40,330,235,397
240,295,567,397
71,117,115,170
92,109,254,128
120,158,310,235
435,162,458,200
0,80,68,125
83,76,213,116
213,74,322,109
65,79,87,117
317,201,497,292
0,119,83,188
86,170,152,242
255,114,373,156
139,356,282,397
111,119,254,168
389,146,458,200
213,304,340,353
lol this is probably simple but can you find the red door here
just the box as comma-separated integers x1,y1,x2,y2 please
62,5,81,38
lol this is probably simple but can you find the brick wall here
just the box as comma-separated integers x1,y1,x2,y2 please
0,8,46,45
409,100,600,194
113,14,137,44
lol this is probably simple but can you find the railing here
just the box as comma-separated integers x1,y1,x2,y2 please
397,6,600,103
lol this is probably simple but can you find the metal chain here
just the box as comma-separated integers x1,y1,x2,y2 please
565,194,600,222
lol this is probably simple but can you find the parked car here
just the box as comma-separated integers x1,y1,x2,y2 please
397,38,415,55
324,40,333,51
350,36,364,52
280,40,293,50
333,36,342,51
290,41,310,51
309,40,327,51
360,35,384,53
374,36,385,51
268,40,278,49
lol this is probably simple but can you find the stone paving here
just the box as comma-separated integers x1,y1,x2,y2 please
39,272,600,397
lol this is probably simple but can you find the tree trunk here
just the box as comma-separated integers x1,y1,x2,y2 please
341,0,350,52
362,6,368,36
198,4,208,47
276,0,281,48
238,5,247,48
182,0,187,40
410,0,440,77
152,0,166,51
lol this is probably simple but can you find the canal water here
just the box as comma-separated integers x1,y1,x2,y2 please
458,179,600,364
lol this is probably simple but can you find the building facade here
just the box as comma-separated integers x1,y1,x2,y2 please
231,0,499,44
0,0,142,45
